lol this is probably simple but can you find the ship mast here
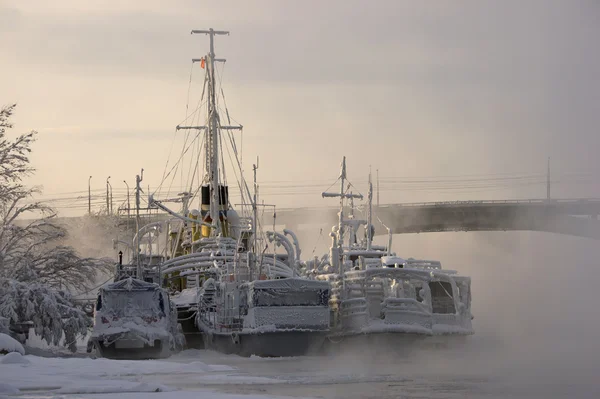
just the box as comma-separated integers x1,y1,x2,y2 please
191,29,229,236
322,157,363,270
174,29,242,239
367,170,373,251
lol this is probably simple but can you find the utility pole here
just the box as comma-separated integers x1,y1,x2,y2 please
106,176,111,215
124,180,131,226
376,169,380,207
367,172,373,251
88,176,92,214
253,158,259,277
135,169,144,278
546,157,551,201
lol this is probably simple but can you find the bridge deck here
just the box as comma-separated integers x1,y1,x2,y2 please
273,198,600,239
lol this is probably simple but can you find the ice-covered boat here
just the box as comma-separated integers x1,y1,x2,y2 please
144,29,330,356
306,158,474,349
88,277,184,359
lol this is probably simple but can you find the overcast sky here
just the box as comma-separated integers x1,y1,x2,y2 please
2,0,599,215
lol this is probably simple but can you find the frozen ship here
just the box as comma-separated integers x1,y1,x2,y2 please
306,158,474,350
88,277,184,359
146,29,331,357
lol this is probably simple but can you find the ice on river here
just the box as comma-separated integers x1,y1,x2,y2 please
2,337,598,399
0,350,292,399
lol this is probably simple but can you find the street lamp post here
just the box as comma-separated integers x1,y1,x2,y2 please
106,176,112,216
124,180,131,223
88,176,92,214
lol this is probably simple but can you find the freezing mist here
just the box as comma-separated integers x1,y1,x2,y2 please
281,227,600,398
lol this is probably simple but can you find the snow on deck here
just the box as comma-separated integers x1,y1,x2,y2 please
0,351,298,399
171,288,200,307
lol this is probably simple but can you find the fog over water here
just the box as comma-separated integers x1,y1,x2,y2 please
193,231,599,399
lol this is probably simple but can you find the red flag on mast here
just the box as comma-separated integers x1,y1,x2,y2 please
200,58,205,69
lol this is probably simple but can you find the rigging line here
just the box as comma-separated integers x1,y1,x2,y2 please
212,70,227,189
161,128,204,197
155,128,178,196
187,133,205,195
174,97,209,130
185,62,194,125
156,71,209,196
173,68,209,129
311,228,324,256
213,63,242,129
322,176,341,194
346,180,364,198
215,60,226,107
73,276,114,298
223,130,244,206
216,62,232,125
180,128,193,194
226,127,247,204
185,130,199,192
219,127,228,188
226,130,252,206
158,92,206,196
178,120,208,196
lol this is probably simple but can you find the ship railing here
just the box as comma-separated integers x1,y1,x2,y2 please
382,298,430,314
340,298,369,330
215,306,242,332
197,297,217,328
197,293,243,333
381,298,432,329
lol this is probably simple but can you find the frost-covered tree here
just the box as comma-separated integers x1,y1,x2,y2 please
0,104,111,351
0,279,88,352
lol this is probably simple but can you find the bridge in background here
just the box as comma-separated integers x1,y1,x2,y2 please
273,198,600,240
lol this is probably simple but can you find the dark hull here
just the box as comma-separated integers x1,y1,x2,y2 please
91,337,169,360
177,307,204,349
203,330,327,357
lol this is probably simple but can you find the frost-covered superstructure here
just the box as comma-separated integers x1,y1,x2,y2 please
306,158,474,346
89,277,184,359
140,29,330,356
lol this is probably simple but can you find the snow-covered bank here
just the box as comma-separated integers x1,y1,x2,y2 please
13,392,312,399
0,333,24,355
0,351,296,399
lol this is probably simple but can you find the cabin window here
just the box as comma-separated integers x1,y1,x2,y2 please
96,294,102,311
239,288,249,315
429,281,456,314
457,282,470,308
159,293,165,313
102,290,162,316
414,285,423,302
252,288,329,307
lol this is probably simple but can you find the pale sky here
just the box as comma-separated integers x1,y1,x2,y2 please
2,0,600,216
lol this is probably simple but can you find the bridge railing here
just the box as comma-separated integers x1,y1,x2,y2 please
273,198,600,213
381,198,600,208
